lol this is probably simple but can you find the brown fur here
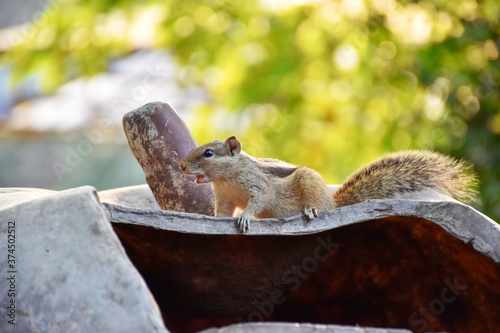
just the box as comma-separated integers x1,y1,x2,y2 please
256,158,298,178
333,150,478,207
180,137,478,232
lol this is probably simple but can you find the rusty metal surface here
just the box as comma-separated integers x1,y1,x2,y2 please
122,102,214,215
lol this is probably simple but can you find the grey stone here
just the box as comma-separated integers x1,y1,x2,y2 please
0,186,168,333
104,197,500,263
199,322,412,333
99,184,160,210
0,187,55,209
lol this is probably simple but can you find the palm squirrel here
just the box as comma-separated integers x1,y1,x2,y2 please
179,136,478,232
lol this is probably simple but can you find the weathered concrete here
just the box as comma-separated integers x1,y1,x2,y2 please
99,184,160,210
0,187,55,209
0,186,168,333
105,197,500,263
199,322,412,333
122,102,214,214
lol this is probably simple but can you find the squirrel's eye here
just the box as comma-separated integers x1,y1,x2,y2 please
203,149,214,158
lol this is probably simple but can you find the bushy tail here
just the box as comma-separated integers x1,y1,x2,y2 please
333,150,479,207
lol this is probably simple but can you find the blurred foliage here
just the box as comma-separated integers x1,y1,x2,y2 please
2,0,500,220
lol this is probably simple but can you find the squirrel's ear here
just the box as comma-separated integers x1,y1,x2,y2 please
225,136,241,156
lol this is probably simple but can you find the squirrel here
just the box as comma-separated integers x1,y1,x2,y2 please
179,136,478,233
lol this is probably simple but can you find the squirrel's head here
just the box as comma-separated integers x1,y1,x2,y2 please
179,136,242,184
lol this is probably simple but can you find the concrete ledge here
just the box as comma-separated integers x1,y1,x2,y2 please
199,322,412,333
104,198,500,263
99,184,160,210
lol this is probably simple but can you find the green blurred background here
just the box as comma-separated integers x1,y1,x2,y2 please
0,0,499,221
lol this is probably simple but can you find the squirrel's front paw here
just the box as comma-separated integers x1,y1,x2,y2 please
304,207,319,220
237,215,251,233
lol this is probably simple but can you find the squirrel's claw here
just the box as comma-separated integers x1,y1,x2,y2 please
304,207,318,220
237,215,251,233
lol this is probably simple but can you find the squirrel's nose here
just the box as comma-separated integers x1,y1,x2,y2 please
179,160,187,172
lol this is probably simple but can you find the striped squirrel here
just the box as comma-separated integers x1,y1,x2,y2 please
179,136,478,232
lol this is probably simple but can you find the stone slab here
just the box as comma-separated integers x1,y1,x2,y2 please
105,198,500,263
99,184,160,210
199,322,412,333
0,186,168,333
